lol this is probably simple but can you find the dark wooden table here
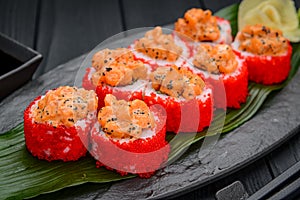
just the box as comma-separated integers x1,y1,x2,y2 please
1,0,300,199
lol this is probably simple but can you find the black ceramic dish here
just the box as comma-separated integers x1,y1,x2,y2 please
0,32,42,101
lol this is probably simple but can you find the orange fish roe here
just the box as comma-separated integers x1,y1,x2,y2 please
91,48,147,87
174,8,220,42
134,26,183,62
193,44,238,74
150,65,205,100
98,94,155,139
92,48,132,71
33,86,97,127
237,24,288,56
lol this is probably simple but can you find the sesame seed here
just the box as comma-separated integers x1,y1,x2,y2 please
106,67,112,72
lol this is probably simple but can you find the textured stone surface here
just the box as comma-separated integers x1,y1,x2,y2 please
1,48,300,199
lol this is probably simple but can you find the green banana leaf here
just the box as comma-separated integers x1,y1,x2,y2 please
1,3,299,200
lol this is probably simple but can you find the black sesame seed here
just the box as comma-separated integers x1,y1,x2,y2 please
106,67,112,72
167,81,173,89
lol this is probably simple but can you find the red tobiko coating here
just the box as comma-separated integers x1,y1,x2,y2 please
206,55,248,109
90,105,169,178
24,96,93,161
233,42,292,85
144,85,213,133
82,67,96,91
95,81,145,109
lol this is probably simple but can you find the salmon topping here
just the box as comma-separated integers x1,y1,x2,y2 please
174,8,220,42
135,26,183,62
237,24,288,56
193,44,238,74
91,48,147,86
150,65,205,100
33,86,97,127
98,94,155,139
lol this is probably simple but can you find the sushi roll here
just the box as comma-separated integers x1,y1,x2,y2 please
90,94,169,178
144,65,213,133
191,44,248,109
130,26,190,69
83,48,149,108
232,24,292,85
24,86,98,161
174,8,232,44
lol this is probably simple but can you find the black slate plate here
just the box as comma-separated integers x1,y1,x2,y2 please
0,28,300,199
